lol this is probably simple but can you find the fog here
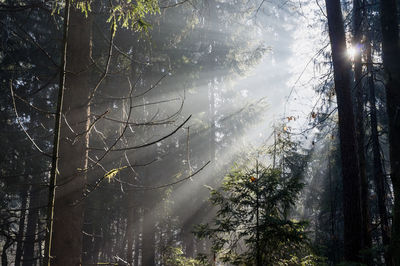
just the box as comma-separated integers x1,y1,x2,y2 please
3,0,393,264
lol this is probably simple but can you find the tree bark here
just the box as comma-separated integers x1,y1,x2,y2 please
126,209,134,265
379,0,400,264
353,0,371,259
22,185,39,266
15,190,28,266
141,165,156,266
50,4,92,265
366,35,392,265
141,203,155,265
325,0,363,262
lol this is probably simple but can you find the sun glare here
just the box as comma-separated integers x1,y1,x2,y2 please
347,46,357,59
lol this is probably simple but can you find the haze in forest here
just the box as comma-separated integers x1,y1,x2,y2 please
1,0,400,265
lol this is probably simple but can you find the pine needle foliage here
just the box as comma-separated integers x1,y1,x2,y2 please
194,165,319,265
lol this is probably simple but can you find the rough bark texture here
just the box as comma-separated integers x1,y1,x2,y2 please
51,6,91,265
325,0,363,262
380,0,400,264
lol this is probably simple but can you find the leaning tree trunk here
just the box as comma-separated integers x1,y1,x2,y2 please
48,3,92,265
379,0,400,264
325,0,363,262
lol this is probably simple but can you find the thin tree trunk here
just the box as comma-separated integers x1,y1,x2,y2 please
366,35,392,265
15,190,28,266
379,0,400,264
141,165,156,266
209,79,216,164
23,185,39,266
49,3,92,265
126,215,134,265
328,147,339,264
43,0,70,263
141,205,155,265
126,205,137,265
325,0,363,262
133,219,139,266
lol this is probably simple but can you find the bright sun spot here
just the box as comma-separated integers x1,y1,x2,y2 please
347,46,357,59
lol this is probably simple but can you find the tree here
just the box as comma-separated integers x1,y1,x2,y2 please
362,14,392,262
352,0,371,257
324,0,363,262
379,0,400,263
194,164,317,265
44,0,163,264
46,1,92,264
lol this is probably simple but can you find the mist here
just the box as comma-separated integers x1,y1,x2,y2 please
1,0,399,265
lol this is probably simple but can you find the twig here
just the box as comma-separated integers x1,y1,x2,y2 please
9,81,51,157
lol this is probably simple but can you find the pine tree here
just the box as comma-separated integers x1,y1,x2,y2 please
194,164,318,265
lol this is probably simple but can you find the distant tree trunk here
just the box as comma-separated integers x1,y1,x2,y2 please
379,0,400,264
141,166,156,266
22,185,39,266
352,0,372,258
184,230,195,258
50,4,92,265
126,203,137,265
15,190,28,266
142,206,155,265
1,239,12,266
366,35,392,265
324,0,363,262
209,80,216,164
133,212,140,266
328,147,339,264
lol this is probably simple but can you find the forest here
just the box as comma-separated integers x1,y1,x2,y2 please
1,0,400,265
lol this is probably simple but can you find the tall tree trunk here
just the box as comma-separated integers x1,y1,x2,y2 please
328,147,339,264
379,0,400,264
141,166,156,266
141,205,155,265
133,211,140,266
126,205,136,265
22,185,39,266
366,35,392,265
209,79,216,164
324,0,363,262
353,0,372,258
15,190,28,266
50,4,92,265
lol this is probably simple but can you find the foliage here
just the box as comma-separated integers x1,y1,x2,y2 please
194,164,318,265
107,0,160,32
162,246,205,266
70,0,160,32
